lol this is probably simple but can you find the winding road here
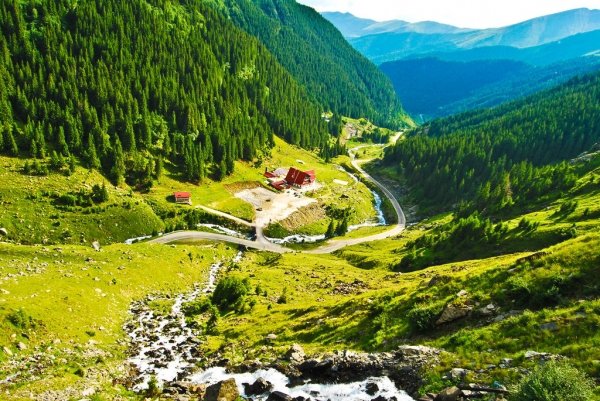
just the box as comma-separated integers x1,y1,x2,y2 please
149,138,406,254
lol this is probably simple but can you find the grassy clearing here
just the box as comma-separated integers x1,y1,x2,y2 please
0,157,163,245
145,137,378,234
0,242,236,400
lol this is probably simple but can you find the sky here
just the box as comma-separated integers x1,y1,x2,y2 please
296,0,600,29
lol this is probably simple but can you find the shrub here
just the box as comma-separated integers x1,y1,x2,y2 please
212,276,251,311
6,309,37,330
182,297,212,317
510,361,594,401
407,303,441,333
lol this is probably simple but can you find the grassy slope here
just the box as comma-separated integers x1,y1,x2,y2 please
0,242,235,400
0,157,163,245
201,163,600,397
145,136,378,233
0,136,379,244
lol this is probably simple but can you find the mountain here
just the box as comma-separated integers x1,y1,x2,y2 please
379,58,531,118
338,8,600,64
213,0,407,127
380,56,600,120
322,11,467,38
428,29,600,66
383,71,600,213
0,0,349,188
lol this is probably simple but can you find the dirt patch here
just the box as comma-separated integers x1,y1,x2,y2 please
224,181,264,193
234,187,317,227
279,203,326,231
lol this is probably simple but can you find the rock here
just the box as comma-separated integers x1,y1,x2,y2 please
2,346,13,356
456,290,468,297
540,322,559,331
267,391,294,401
285,344,306,363
448,368,468,381
0,228,7,236
16,342,27,350
366,381,379,396
204,378,239,401
434,386,462,401
479,303,496,316
92,241,101,251
81,387,95,396
265,333,278,342
436,304,472,325
244,378,273,396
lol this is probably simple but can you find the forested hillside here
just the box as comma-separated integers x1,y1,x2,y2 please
380,58,531,118
383,72,600,214
212,0,405,127
380,56,600,120
0,0,331,188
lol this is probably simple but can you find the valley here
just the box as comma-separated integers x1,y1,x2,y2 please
1,1,600,401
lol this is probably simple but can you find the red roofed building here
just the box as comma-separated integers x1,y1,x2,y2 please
285,167,316,188
173,192,192,205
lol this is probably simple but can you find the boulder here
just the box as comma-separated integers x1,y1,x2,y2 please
366,381,379,396
243,377,273,396
265,333,278,342
436,304,472,325
0,228,7,236
204,378,239,401
92,241,101,251
285,344,306,363
267,391,294,401
434,386,462,401
448,368,468,381
16,342,27,350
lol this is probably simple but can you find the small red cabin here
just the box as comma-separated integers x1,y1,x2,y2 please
173,192,192,205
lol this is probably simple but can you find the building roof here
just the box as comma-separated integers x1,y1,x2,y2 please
174,192,191,198
286,167,316,186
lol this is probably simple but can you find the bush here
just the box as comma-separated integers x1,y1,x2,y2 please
407,303,441,333
510,361,594,401
212,276,251,311
6,309,37,330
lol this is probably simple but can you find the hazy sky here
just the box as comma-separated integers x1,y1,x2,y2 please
296,0,600,28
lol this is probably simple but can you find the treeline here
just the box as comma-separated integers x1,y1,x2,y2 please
384,72,600,214
0,0,330,188
214,0,406,128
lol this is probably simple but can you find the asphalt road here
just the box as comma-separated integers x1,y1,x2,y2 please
149,141,406,254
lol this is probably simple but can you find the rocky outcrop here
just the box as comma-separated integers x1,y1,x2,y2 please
285,344,306,363
243,377,273,396
204,378,239,401
278,346,441,397
434,386,461,401
266,391,294,401
436,304,472,325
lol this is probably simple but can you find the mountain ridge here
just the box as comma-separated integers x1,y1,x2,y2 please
324,8,600,63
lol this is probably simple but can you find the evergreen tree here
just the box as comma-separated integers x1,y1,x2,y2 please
110,138,125,186
325,220,336,238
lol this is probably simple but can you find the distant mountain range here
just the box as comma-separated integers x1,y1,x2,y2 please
323,8,600,63
380,56,600,120
323,8,600,120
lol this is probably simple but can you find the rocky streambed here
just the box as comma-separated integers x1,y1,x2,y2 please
124,251,435,401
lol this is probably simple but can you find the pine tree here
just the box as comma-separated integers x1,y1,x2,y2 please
325,220,336,238
110,138,126,185
86,134,101,170
57,126,69,156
